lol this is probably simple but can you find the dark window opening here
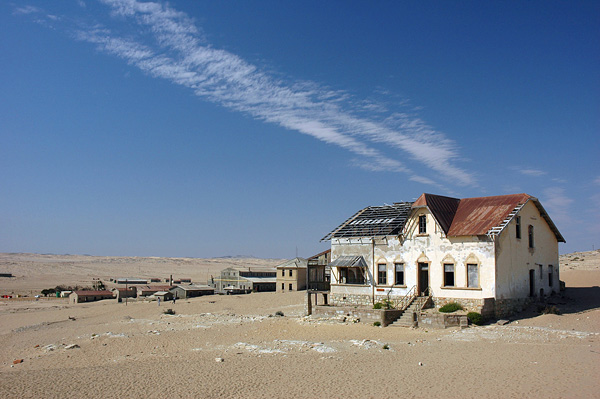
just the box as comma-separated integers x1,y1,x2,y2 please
444,263,455,287
289,283,293,290
339,267,366,285
548,265,554,287
289,269,293,277
516,216,521,239
419,215,427,234
281,270,285,277
281,283,284,290
528,225,534,248
539,264,543,280
395,263,404,285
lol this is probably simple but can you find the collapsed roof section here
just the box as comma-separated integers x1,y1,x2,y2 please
321,202,413,241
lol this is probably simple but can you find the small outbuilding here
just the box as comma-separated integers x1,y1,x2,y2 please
170,285,214,299
69,290,114,304
153,291,174,302
112,287,137,302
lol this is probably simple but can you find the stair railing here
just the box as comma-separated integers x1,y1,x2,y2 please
391,285,417,311
415,286,433,313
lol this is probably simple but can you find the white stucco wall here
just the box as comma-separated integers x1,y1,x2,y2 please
495,200,560,299
330,209,497,301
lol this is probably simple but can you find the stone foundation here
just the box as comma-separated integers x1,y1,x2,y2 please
331,293,372,307
312,305,382,324
494,297,534,318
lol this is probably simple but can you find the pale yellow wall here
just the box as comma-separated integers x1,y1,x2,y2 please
495,200,560,299
276,267,307,292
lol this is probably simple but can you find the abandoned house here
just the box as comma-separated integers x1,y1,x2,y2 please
314,193,564,319
210,266,277,293
276,257,308,292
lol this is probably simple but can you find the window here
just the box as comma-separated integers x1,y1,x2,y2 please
516,216,521,239
378,264,387,285
281,283,284,290
339,267,366,285
289,270,293,277
467,264,479,288
548,265,554,287
539,264,543,280
281,270,285,277
528,225,534,248
289,283,293,290
419,215,427,234
394,263,405,285
443,264,455,287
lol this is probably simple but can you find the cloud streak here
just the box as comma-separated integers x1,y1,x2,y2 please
18,0,476,186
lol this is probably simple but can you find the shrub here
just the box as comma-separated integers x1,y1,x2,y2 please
373,302,383,309
373,321,381,327
163,308,176,315
382,344,389,350
540,305,561,315
467,312,484,325
275,311,285,317
439,302,464,313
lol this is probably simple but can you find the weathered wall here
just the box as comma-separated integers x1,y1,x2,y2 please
330,208,496,305
495,200,560,299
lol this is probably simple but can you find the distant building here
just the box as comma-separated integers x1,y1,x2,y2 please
276,258,308,292
112,287,136,302
115,278,148,285
69,290,113,304
154,291,174,301
170,285,214,299
211,266,277,293
136,285,173,297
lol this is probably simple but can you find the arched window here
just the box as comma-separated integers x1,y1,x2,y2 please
528,225,534,248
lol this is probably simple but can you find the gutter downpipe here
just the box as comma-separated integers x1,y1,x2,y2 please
372,237,375,305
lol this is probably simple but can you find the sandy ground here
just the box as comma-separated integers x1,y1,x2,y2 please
0,251,599,398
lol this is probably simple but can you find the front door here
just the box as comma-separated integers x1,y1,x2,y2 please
418,263,429,296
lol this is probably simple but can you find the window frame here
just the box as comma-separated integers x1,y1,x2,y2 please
394,263,405,286
377,263,387,285
515,216,521,239
443,263,455,287
467,263,479,288
418,215,427,234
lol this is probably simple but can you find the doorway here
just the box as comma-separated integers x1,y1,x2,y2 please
529,269,535,297
418,263,429,296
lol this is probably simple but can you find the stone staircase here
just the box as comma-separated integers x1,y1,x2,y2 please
388,296,430,328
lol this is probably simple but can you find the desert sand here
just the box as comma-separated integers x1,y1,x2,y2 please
1,251,599,398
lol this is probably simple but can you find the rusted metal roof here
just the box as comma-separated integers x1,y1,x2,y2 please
73,290,113,296
413,193,460,234
447,194,532,237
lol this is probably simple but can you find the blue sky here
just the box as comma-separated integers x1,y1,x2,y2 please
1,0,598,258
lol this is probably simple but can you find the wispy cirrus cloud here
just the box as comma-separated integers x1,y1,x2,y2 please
520,168,547,177
15,0,476,186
